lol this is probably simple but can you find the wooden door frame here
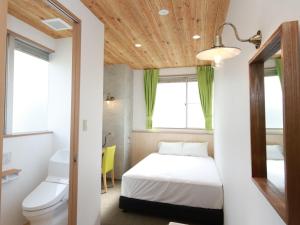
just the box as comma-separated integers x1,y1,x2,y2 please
0,1,81,225
0,0,8,219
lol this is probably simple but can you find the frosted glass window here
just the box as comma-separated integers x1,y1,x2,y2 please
153,79,207,129
264,76,283,129
8,50,49,133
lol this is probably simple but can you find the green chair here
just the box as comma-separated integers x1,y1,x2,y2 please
102,145,116,193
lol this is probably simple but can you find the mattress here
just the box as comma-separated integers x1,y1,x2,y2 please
267,159,285,193
121,153,223,209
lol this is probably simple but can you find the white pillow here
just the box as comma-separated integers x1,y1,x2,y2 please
182,142,209,157
267,145,284,160
158,142,183,155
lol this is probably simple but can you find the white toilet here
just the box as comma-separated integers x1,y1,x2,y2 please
22,149,70,225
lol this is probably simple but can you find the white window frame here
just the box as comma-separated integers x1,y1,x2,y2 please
153,74,206,130
5,34,51,135
5,35,15,134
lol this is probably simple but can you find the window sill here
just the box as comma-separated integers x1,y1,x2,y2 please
266,129,283,135
4,131,53,138
133,128,213,135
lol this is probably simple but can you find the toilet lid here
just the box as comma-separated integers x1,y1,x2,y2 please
23,181,68,211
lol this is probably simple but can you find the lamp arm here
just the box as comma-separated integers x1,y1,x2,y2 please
217,23,250,42
217,22,262,49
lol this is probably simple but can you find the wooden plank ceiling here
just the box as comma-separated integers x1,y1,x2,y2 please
8,0,72,39
82,0,230,69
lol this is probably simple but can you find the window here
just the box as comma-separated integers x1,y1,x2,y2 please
264,75,283,129
152,76,206,129
5,35,50,134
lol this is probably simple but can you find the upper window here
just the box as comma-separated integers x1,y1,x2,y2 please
5,35,50,134
264,75,283,129
152,76,206,129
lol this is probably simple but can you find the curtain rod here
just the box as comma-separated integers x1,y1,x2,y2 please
159,73,196,77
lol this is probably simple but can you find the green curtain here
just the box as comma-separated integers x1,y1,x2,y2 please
275,58,282,85
144,69,159,129
197,65,214,130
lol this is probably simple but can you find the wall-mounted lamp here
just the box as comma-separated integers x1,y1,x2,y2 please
196,22,262,68
105,93,115,104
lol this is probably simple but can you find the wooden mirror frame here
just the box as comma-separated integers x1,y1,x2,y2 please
249,21,300,225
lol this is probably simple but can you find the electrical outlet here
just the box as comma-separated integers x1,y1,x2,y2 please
3,152,12,165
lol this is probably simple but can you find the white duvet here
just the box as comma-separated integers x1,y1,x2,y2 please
121,153,223,209
267,159,285,193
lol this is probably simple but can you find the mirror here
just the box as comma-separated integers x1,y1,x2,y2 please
1,1,74,225
264,53,285,195
250,21,300,224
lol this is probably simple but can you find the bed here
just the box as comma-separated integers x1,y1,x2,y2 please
267,159,285,193
266,145,285,194
119,142,223,225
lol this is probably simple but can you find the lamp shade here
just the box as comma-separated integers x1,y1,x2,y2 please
196,46,241,61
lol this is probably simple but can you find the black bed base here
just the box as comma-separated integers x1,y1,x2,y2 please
119,196,223,225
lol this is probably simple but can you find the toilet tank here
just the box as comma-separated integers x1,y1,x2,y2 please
48,149,70,179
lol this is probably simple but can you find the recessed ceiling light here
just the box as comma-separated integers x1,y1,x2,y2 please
193,34,201,40
135,43,142,48
159,9,169,16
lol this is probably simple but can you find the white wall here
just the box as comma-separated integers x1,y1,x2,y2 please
1,134,53,225
57,1,104,225
133,67,196,130
48,38,72,150
214,0,300,225
7,15,55,50
132,70,145,130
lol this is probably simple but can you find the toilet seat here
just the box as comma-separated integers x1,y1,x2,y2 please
23,181,68,212
23,198,66,218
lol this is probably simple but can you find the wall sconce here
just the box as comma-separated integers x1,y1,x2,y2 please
105,93,115,104
196,22,262,68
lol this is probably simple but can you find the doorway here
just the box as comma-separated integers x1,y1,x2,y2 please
0,1,81,225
